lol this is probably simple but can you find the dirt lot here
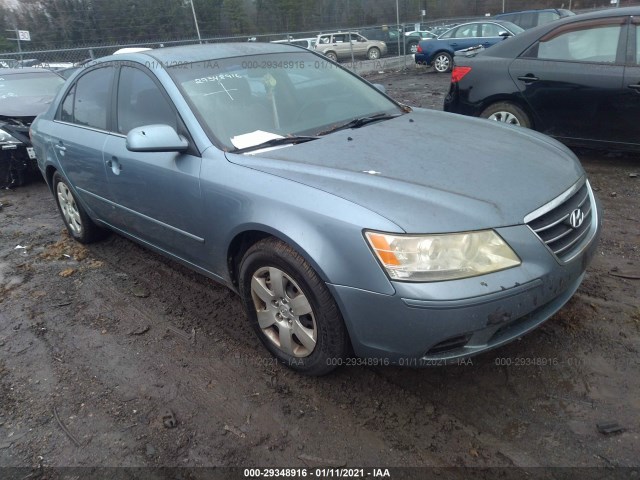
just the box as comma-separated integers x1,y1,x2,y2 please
1,68,639,476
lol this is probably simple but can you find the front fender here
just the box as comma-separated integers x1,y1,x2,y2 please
200,157,401,296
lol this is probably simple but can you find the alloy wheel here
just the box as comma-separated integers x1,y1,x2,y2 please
56,182,83,235
250,266,317,358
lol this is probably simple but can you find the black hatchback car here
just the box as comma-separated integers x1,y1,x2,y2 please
444,7,640,151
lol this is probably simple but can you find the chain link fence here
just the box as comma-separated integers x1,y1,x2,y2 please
0,1,636,67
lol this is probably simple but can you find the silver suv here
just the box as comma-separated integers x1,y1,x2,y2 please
314,32,387,61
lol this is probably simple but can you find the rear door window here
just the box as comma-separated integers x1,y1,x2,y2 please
61,66,115,130
536,20,624,63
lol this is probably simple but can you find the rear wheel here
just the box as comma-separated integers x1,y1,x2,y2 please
480,102,532,128
433,52,452,73
52,172,107,243
239,237,348,375
408,42,419,54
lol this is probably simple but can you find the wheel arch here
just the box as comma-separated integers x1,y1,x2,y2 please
228,227,358,360
226,226,332,292
45,164,57,192
480,95,536,129
223,211,396,297
433,49,453,60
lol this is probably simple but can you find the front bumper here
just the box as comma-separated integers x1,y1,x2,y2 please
1,143,38,189
414,53,431,66
328,213,601,364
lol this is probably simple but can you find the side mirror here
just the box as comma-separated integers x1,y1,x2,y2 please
499,31,512,38
126,124,189,152
373,83,386,93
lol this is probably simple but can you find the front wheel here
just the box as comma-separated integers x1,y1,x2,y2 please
367,47,381,60
52,172,107,243
480,102,532,128
239,238,349,375
432,52,452,73
408,42,419,54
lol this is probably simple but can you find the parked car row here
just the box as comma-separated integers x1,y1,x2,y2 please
415,20,523,72
445,6,640,151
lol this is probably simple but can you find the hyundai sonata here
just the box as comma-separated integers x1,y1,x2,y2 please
31,44,600,375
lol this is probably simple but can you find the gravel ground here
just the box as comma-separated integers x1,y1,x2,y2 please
0,66,639,477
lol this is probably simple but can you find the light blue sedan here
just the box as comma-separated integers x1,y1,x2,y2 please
31,44,600,375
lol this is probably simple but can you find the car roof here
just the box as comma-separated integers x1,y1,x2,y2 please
495,8,564,16
438,19,520,36
103,42,307,65
477,6,640,58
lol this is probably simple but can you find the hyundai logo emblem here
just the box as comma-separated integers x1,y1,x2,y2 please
569,208,585,229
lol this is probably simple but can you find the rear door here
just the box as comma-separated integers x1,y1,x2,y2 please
444,23,483,52
509,17,628,143
49,65,115,219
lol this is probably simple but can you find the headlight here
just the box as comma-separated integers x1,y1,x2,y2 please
365,230,521,282
0,128,21,146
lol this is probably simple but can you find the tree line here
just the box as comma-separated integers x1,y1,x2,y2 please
0,0,629,51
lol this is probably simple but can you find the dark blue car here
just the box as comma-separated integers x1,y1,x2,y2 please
415,20,523,73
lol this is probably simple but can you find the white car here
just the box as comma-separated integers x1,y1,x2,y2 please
271,38,316,49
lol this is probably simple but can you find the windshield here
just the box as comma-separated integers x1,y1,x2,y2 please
168,52,403,151
0,71,65,100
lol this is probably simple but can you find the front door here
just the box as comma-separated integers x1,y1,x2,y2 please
102,65,206,264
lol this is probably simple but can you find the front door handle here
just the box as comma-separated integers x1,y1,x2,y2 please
628,84,640,92
517,74,540,83
106,157,122,175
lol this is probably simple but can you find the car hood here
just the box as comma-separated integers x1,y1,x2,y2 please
225,109,584,233
0,96,55,118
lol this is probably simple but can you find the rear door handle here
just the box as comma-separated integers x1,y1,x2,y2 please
54,143,66,152
628,84,640,92
517,74,540,83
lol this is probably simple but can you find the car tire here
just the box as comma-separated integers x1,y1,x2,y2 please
408,42,419,54
325,51,337,62
367,47,381,60
52,172,107,244
480,102,532,128
433,52,452,73
239,237,349,376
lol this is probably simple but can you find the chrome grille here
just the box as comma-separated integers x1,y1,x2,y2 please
526,181,594,262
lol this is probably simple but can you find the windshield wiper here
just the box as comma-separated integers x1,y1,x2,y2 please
231,135,319,154
318,113,402,136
